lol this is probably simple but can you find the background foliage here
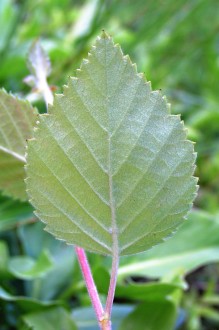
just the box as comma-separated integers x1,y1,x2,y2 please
0,0,219,329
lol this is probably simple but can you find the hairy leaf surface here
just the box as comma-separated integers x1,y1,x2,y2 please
26,32,197,256
0,89,38,200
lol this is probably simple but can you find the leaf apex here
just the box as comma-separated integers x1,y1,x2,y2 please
100,30,110,39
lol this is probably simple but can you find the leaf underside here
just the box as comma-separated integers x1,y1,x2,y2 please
26,32,197,256
0,89,38,200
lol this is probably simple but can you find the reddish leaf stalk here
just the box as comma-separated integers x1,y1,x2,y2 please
75,247,105,328
75,247,118,330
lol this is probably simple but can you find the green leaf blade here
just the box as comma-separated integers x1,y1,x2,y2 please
0,89,38,200
0,150,26,199
22,307,77,330
26,33,197,256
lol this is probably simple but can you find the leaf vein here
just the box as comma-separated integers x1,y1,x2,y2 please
121,148,192,234
31,145,110,233
44,119,109,207
113,95,161,176
0,98,26,150
31,189,111,252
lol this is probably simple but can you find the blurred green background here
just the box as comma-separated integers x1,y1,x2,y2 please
1,0,219,329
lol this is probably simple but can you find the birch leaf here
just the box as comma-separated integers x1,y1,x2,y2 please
0,89,38,200
26,32,197,256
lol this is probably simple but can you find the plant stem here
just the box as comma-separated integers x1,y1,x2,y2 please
101,319,111,330
75,247,104,328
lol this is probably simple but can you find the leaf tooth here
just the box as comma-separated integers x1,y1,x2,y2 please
146,80,152,91
161,94,170,108
82,58,89,65
131,62,138,73
70,77,78,82
114,43,124,57
33,127,39,133
167,102,171,113
55,93,64,99
137,72,146,81
123,54,132,64
62,85,70,97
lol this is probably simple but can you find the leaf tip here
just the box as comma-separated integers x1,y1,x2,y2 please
100,30,110,39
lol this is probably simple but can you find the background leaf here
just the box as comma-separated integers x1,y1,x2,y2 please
0,287,63,312
26,32,197,256
0,89,38,200
118,299,178,330
8,250,53,280
0,194,33,232
22,307,77,330
17,222,76,300
0,240,9,277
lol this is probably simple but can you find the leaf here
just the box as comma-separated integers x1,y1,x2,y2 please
18,222,75,300
0,194,33,232
22,307,77,330
8,250,53,280
0,286,63,312
71,0,99,39
26,32,197,256
0,0,17,52
118,299,177,330
118,211,219,279
0,240,9,277
118,277,182,330
0,89,38,200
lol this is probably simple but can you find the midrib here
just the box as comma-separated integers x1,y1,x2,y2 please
104,38,119,255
